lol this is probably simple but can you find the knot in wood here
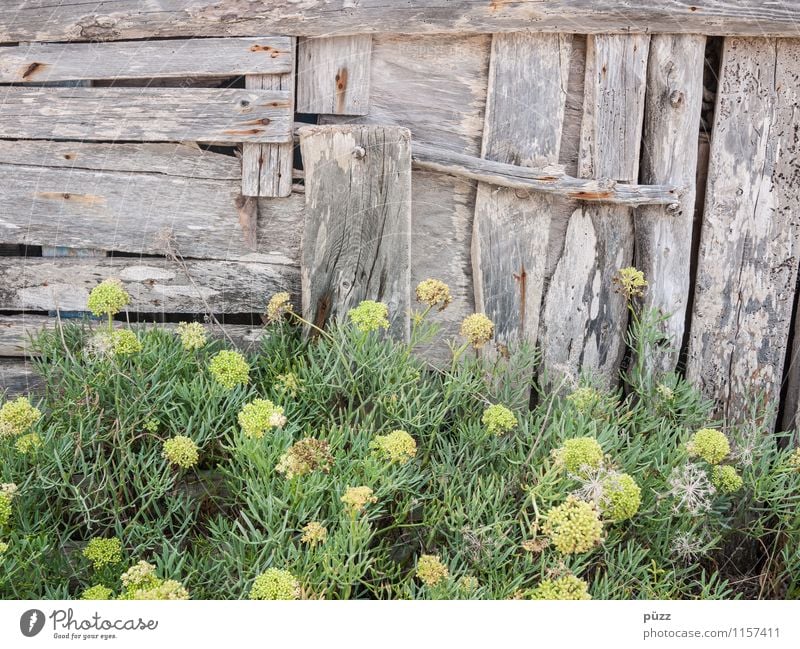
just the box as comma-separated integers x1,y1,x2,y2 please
352,146,366,160
669,90,684,107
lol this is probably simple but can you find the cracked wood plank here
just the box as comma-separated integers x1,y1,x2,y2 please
297,36,372,115
0,2,796,42
0,37,293,82
299,125,411,339
634,34,706,373
472,33,571,354
0,360,41,397
242,37,296,197
540,34,650,388
687,37,800,428
0,87,292,143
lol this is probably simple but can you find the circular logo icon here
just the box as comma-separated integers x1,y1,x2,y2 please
20,609,45,637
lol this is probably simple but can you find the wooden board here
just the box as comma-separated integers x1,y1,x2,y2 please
0,37,293,83
0,315,266,358
0,360,41,398
634,35,706,373
0,2,795,41
0,141,304,265
0,87,292,144
0,257,299,314
299,125,412,339
472,33,571,352
540,34,650,388
686,37,800,427
297,36,372,115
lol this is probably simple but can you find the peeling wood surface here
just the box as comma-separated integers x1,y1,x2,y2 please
687,37,800,426
299,125,412,339
0,37,293,83
0,360,41,397
0,141,303,264
0,2,797,42
634,35,705,373
297,36,372,115
0,314,266,358
472,33,571,353
0,87,292,143
0,257,299,314
242,37,296,197
540,34,650,388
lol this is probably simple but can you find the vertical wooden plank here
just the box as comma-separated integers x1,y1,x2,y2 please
242,37,296,197
297,36,372,115
687,38,800,427
472,33,571,353
634,34,706,373
299,125,412,340
540,34,650,388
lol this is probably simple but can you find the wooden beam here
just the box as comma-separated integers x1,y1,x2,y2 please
297,36,372,115
687,37,800,428
0,315,266,357
540,34,650,388
0,87,292,144
0,37,293,83
412,143,679,206
0,2,797,42
242,38,296,197
472,33,571,354
0,141,303,264
299,125,412,339
634,35,706,373
0,257,299,314
0,360,41,398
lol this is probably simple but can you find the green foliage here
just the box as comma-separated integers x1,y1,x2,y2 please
1,288,799,601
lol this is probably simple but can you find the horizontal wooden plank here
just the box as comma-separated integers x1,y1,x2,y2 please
0,87,292,143
0,2,795,41
0,37,293,83
0,257,298,314
413,143,679,206
0,359,41,397
0,314,266,357
0,142,304,264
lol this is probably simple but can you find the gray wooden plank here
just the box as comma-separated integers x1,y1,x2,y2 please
0,141,304,264
687,37,800,428
242,38,296,197
540,34,650,388
0,2,796,41
0,37,293,83
297,36,372,115
0,257,298,314
0,314,266,357
634,35,706,374
472,33,571,353
0,359,41,398
0,87,292,144
299,125,411,339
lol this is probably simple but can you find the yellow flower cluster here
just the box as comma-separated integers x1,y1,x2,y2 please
0,396,42,438
162,436,199,469
530,575,591,600
600,473,642,523
15,432,43,455
87,278,130,317
459,313,494,349
457,575,479,592
276,372,302,398
370,430,417,464
208,350,250,390
481,404,517,436
81,585,114,600
416,554,449,587
275,438,333,479
300,521,328,547
238,398,286,439
118,560,189,600
267,292,294,323
566,386,603,415
110,329,142,356
83,537,123,570
249,568,300,600
686,428,730,465
613,267,648,300
120,561,159,592
341,486,376,514
0,493,12,529
554,437,604,474
711,465,743,494
132,579,189,600
176,321,207,351
790,448,800,471
415,279,452,311
348,300,390,333
543,496,603,555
